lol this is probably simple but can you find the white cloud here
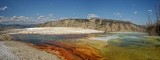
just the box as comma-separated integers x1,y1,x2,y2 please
113,12,122,17
0,15,57,24
0,6,8,11
114,12,120,15
147,10,152,15
0,16,34,24
37,16,45,19
1,13,58,24
49,14,54,17
72,17,79,18
147,10,152,12
87,14,99,19
36,15,56,23
0,16,4,17
133,11,138,14
113,12,124,20
11,16,31,22
60,17,68,19
36,14,54,20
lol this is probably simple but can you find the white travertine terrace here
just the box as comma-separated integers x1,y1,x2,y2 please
13,27,104,34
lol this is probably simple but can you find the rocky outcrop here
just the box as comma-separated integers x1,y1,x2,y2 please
37,18,144,32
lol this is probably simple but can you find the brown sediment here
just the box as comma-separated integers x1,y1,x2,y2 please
30,41,102,60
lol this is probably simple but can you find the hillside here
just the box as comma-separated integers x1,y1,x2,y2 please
0,24,35,31
37,18,145,32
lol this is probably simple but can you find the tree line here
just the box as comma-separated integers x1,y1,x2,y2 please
146,4,160,36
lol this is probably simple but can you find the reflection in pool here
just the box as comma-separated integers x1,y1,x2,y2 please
11,34,89,44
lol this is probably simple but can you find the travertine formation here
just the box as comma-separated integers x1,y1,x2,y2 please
37,18,144,32
12,27,104,35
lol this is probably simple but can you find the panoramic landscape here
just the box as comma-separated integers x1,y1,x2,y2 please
0,0,160,60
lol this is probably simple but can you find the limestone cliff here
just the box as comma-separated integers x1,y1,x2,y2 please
37,18,144,32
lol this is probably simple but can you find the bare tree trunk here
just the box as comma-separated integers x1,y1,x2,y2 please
156,4,160,35
146,4,160,36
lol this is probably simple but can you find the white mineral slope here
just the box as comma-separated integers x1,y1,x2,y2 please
11,27,104,35
0,42,19,60
0,41,62,60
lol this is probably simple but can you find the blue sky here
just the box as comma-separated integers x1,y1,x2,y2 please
0,0,159,25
